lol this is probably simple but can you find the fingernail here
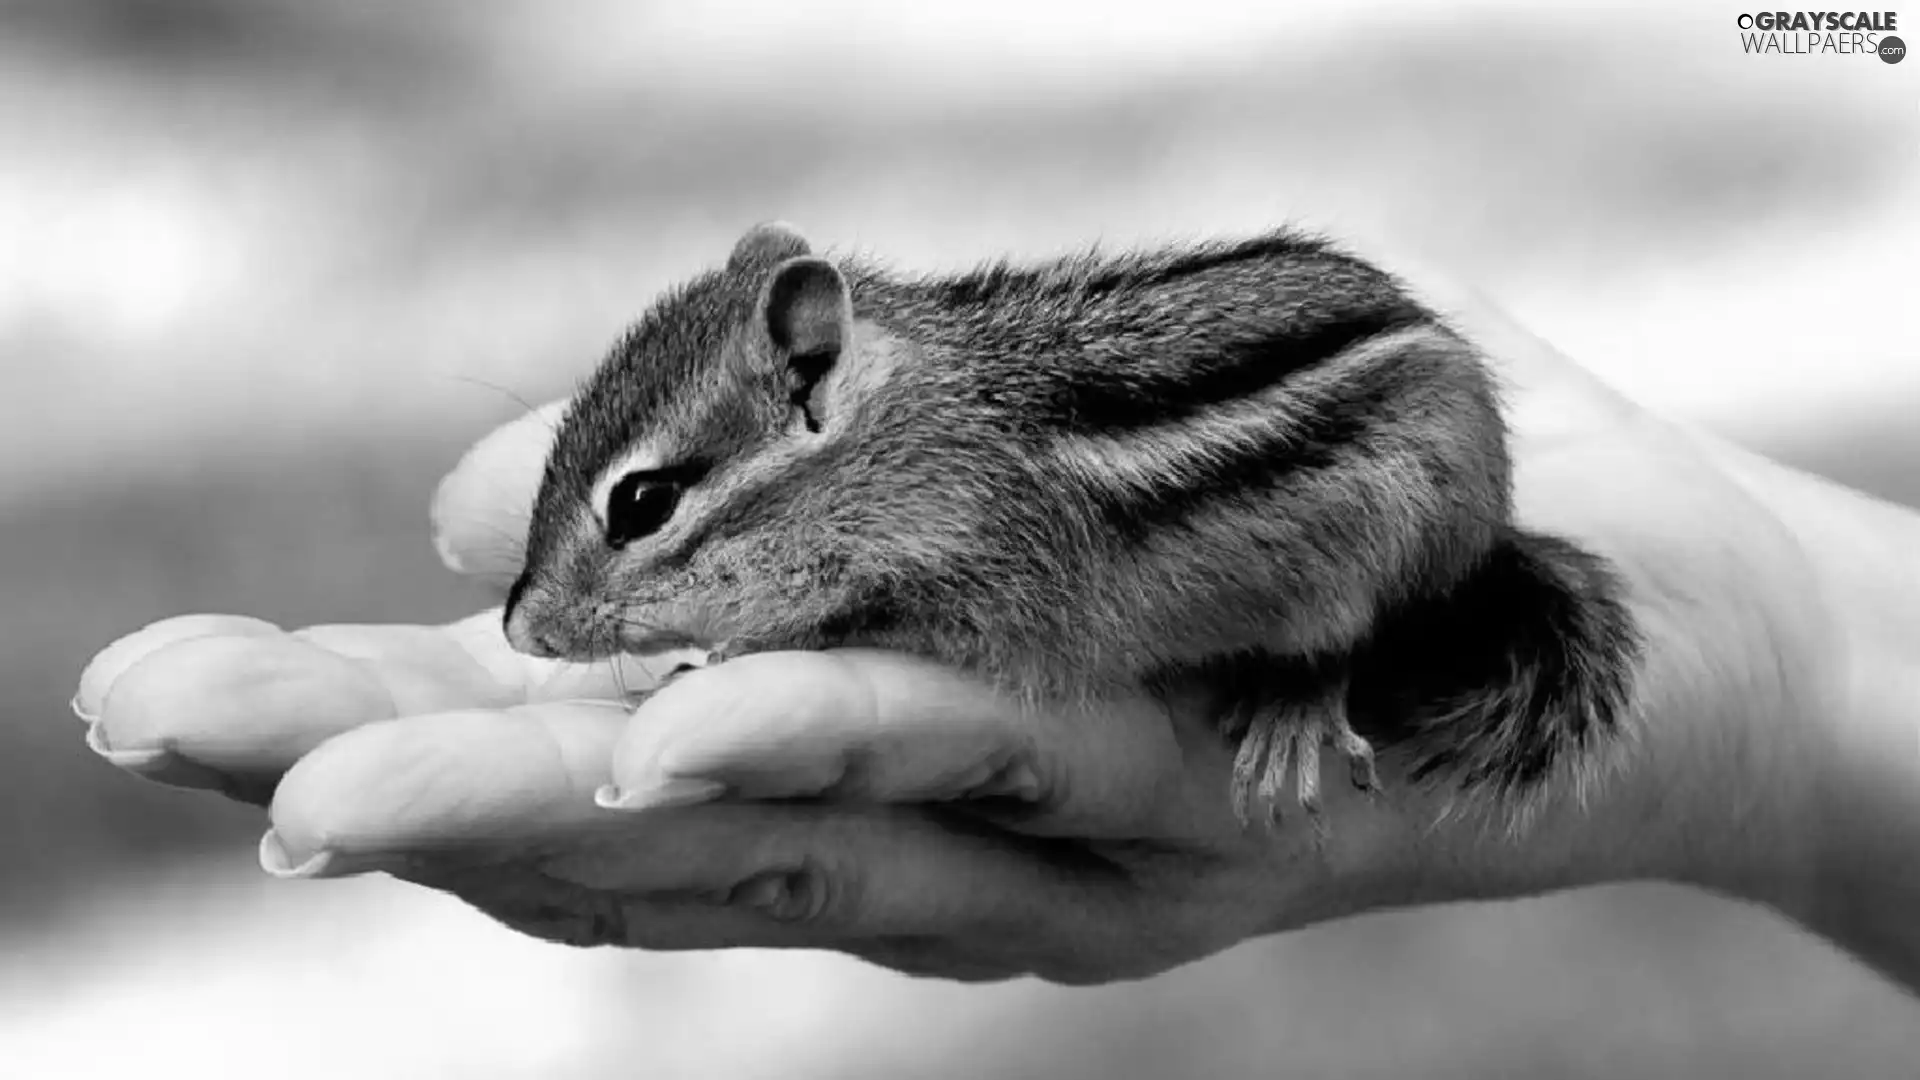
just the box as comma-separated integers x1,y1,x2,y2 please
70,694,97,724
84,721,168,770
594,777,727,811
258,830,405,880
86,720,246,794
88,722,276,803
259,830,335,878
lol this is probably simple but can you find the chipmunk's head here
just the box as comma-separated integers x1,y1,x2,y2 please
502,222,957,662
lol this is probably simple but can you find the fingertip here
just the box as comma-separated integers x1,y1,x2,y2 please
84,714,238,796
593,777,728,812
258,829,332,878
257,828,413,880
74,614,282,721
93,632,398,777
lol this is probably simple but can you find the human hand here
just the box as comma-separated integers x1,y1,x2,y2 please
73,279,1903,987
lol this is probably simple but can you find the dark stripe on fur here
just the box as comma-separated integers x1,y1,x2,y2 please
1050,305,1426,432
1084,336,1414,538
663,465,795,568
1082,232,1336,293
870,236,1429,435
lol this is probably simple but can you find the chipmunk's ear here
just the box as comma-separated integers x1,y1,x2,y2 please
728,221,811,273
760,256,850,432
762,256,850,357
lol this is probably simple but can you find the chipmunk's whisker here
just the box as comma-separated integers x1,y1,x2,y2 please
443,373,548,426
599,623,637,701
467,522,531,547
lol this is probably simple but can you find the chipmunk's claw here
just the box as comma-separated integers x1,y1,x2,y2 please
1227,700,1380,840
654,644,733,691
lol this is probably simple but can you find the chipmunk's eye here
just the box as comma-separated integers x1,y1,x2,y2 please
604,472,682,548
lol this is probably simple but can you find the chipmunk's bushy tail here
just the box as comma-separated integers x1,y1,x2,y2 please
1350,527,1643,806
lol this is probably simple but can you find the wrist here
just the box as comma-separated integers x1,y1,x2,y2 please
1800,653,1920,991
1798,501,1920,989
1693,433,1920,988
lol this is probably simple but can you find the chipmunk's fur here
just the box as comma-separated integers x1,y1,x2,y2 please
504,223,1641,827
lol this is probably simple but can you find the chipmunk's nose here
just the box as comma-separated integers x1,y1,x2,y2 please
509,624,566,659
502,576,565,658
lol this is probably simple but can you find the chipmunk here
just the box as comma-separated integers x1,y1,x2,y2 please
502,223,1641,832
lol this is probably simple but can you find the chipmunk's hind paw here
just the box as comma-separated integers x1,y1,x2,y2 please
1225,679,1379,840
1349,528,1641,808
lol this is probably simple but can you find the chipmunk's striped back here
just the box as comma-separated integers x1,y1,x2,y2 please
826,233,1515,673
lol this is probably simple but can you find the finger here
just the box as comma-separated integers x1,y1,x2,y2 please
262,693,1129,974
262,700,635,877
432,865,1026,981
602,650,1204,837
83,620,400,802
265,687,1153,979
429,397,567,591
73,613,283,722
74,613,287,800
79,611,668,801
448,867,1024,981
481,800,1121,978
397,853,1023,983
395,858,802,952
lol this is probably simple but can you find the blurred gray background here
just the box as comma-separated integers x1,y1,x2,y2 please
2,0,1917,1076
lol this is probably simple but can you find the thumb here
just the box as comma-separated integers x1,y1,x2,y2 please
599,649,1210,838
428,397,568,591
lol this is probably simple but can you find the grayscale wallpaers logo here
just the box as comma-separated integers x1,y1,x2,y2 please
1736,10,1903,58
